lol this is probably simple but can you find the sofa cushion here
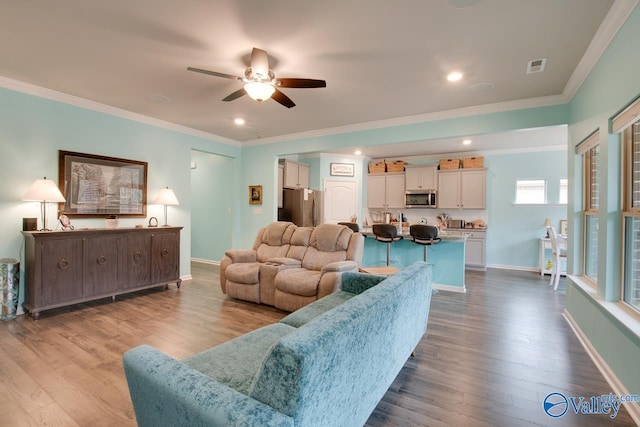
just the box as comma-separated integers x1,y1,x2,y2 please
263,222,295,246
340,272,387,294
279,291,356,327
184,323,295,395
310,224,352,252
285,227,312,260
275,269,321,297
225,262,260,285
301,247,347,271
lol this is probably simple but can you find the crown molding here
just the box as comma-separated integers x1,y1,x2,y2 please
563,0,639,100
241,94,567,147
0,75,241,147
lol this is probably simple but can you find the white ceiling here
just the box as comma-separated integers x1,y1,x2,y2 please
0,0,633,157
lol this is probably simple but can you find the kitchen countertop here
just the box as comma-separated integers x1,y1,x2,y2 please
361,226,469,242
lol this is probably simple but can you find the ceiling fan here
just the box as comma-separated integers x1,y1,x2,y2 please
188,47,326,108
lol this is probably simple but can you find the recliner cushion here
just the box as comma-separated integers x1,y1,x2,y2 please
275,269,321,297
225,262,260,284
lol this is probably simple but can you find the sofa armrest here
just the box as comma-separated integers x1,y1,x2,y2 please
321,260,359,273
266,257,302,267
340,271,387,294
123,345,293,427
225,249,257,263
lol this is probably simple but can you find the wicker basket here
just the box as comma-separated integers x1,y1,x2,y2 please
368,161,386,173
462,156,484,168
439,158,461,170
386,160,406,172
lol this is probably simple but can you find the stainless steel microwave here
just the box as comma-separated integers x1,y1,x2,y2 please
405,190,437,208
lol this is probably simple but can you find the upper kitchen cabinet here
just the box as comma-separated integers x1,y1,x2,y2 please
438,169,486,209
405,165,437,190
280,159,310,189
368,172,405,208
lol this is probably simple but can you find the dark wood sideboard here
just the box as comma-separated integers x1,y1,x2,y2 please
22,227,182,319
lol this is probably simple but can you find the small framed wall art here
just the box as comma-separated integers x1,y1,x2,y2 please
330,162,354,177
249,185,263,205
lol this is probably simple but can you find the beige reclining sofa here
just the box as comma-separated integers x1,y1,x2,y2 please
220,221,364,311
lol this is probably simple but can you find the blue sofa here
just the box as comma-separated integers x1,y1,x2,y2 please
123,261,432,427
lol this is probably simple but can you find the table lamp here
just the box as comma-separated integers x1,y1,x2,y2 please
22,177,66,231
153,187,179,226
543,218,553,238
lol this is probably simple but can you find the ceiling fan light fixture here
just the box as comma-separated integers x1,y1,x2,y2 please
244,81,275,102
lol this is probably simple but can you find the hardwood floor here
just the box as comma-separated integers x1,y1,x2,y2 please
0,263,636,426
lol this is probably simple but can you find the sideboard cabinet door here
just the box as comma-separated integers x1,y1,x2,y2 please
40,238,83,306
119,233,152,289
152,231,180,284
84,235,119,297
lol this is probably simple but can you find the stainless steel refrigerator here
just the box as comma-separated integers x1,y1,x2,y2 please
278,188,324,227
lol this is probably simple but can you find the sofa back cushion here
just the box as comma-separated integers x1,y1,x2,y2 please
301,224,352,270
286,227,313,261
255,222,296,262
249,262,432,427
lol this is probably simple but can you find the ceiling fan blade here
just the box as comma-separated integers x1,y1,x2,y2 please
222,88,247,102
187,67,242,81
277,78,326,89
271,89,296,108
250,48,270,78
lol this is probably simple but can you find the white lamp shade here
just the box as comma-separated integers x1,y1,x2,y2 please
244,81,275,102
543,218,553,227
153,187,179,205
22,178,66,202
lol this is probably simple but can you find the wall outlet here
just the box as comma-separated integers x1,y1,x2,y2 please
253,208,262,215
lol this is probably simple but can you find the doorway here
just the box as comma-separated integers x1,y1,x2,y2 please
190,150,234,263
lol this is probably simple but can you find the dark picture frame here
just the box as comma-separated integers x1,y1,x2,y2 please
58,150,148,217
249,185,262,205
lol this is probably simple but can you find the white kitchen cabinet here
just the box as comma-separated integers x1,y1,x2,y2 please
405,165,437,190
465,230,486,270
281,159,310,189
367,173,405,208
437,169,486,209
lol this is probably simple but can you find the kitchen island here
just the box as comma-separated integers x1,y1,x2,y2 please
360,227,467,292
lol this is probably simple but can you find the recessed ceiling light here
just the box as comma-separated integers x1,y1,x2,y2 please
462,139,472,145
447,71,463,82
470,82,494,92
354,150,362,155
234,118,245,125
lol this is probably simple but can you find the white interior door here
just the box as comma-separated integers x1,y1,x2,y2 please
324,179,357,224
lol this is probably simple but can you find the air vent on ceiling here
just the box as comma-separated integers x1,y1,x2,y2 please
527,58,547,74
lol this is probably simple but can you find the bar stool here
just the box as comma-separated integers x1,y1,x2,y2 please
338,222,359,232
409,224,441,262
372,224,403,266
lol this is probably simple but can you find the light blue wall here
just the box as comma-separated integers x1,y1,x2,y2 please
566,4,640,396
190,150,235,262
0,86,240,310
485,149,568,269
238,104,570,247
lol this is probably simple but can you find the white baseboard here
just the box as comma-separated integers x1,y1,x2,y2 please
180,275,192,281
432,283,466,293
563,310,640,424
191,258,220,266
486,263,539,273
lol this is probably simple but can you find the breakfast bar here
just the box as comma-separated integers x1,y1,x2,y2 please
360,227,467,292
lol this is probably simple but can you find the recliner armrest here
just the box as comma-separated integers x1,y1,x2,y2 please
266,257,302,267
321,260,359,273
224,249,257,263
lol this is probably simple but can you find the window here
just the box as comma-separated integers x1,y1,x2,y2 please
577,130,600,284
559,178,568,204
623,121,640,312
515,179,545,204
